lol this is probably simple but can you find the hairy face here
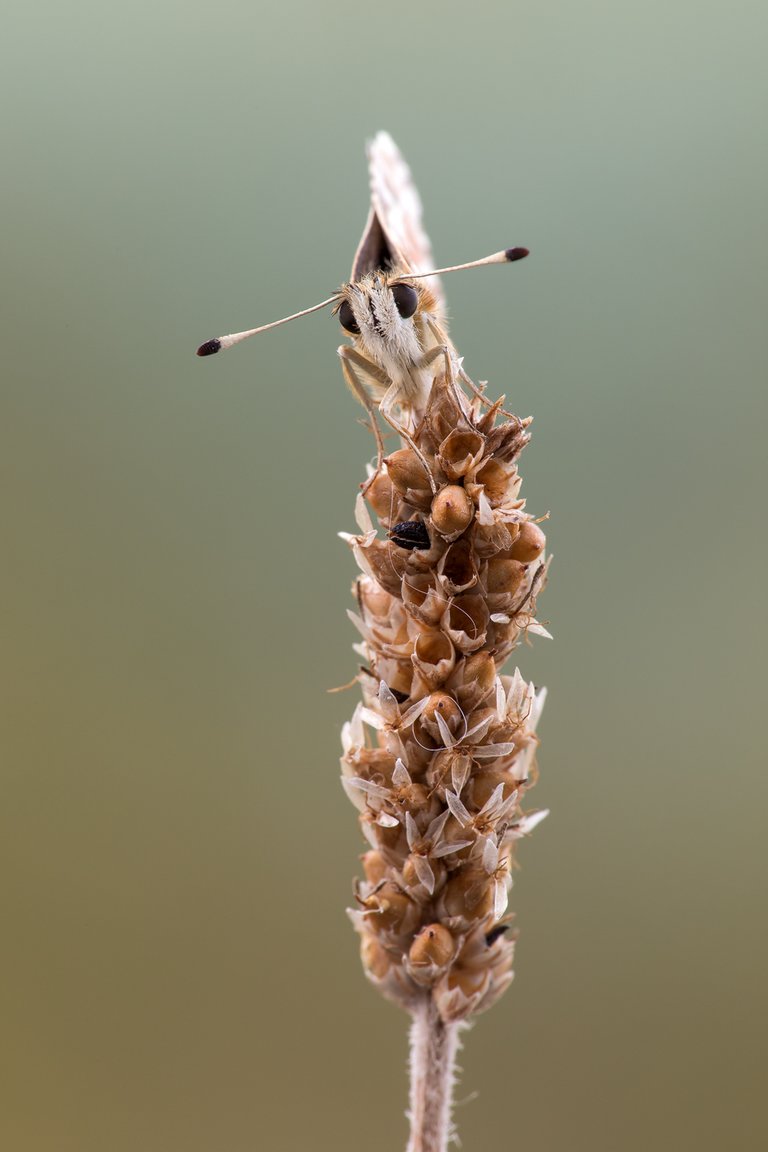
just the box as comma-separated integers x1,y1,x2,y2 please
336,274,441,382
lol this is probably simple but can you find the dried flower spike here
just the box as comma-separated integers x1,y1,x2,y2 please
342,371,548,1021
195,131,547,1152
339,136,549,1152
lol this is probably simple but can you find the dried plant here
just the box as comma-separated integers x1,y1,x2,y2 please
197,131,548,1152
341,364,548,1152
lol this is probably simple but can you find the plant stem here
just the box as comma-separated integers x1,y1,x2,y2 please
407,995,461,1152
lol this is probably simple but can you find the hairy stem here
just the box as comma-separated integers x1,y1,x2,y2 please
407,996,461,1152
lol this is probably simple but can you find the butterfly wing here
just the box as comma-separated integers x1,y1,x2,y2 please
351,132,446,314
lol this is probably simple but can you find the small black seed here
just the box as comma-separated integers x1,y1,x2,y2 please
388,520,431,550
504,247,529,262
197,338,222,356
485,924,510,946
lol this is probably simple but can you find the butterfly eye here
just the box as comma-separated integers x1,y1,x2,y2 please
338,300,360,334
391,283,419,319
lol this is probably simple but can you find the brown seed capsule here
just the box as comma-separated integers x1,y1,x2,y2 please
426,748,471,794
508,520,546,563
412,630,456,688
358,580,395,619
371,655,413,700
349,747,398,779
360,539,408,597
401,854,445,894
409,923,455,970
362,881,421,937
468,770,519,811
421,691,464,732
474,458,513,505
443,594,489,654
386,448,431,494
440,867,496,921
431,485,474,536
485,557,528,595
395,781,431,811
487,618,524,665
401,572,447,625
362,850,388,886
438,538,478,594
470,518,519,559
444,962,489,1000
365,470,399,519
448,651,497,712
437,429,486,480
424,373,467,445
361,934,392,980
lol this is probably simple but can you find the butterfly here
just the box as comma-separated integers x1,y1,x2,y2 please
196,133,528,477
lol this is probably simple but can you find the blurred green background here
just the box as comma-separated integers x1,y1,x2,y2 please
2,2,766,1149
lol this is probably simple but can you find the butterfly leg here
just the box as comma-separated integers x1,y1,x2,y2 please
422,321,475,420
458,364,494,409
339,347,437,495
377,382,437,495
338,346,388,491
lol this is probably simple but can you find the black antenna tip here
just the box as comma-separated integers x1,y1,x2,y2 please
196,338,222,357
505,247,530,262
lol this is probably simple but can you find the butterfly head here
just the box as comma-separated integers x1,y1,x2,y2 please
336,275,419,337
335,272,441,364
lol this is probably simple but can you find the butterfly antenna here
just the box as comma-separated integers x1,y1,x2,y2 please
196,294,338,357
406,247,529,281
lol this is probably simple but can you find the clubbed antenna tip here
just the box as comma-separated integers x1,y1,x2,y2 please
196,339,222,357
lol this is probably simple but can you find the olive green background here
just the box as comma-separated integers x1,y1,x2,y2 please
2,2,766,1150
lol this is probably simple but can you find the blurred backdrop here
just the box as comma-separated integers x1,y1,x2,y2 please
2,2,766,1150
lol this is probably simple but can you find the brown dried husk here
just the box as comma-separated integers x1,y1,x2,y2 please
341,372,548,1023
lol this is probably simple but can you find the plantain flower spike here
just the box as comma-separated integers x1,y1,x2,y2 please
340,368,549,1030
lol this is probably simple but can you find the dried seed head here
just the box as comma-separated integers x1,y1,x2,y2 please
343,349,548,1023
